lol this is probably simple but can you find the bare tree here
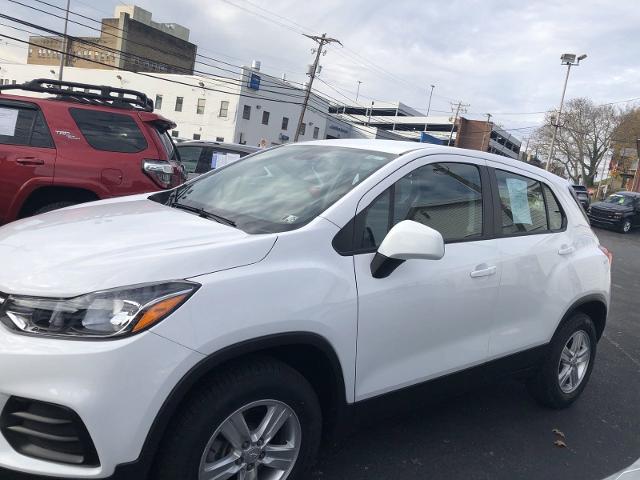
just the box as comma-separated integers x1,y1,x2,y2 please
531,98,620,186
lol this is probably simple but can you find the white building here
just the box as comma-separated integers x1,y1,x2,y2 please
0,62,330,146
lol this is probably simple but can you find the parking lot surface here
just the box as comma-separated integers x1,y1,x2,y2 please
313,227,640,480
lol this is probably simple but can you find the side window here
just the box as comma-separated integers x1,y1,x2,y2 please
495,170,547,234
0,105,53,148
177,146,203,174
357,162,483,249
542,184,565,231
70,108,148,153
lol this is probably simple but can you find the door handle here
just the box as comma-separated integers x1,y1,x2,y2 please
558,245,575,255
16,157,45,166
470,265,497,278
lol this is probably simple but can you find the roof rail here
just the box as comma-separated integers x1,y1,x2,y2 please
0,78,154,112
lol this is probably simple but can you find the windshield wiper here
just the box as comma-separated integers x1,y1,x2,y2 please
170,202,237,227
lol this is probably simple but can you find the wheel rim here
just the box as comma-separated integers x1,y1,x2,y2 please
198,400,302,480
623,221,631,232
557,330,591,394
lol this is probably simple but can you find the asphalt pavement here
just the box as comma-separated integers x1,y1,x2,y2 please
313,227,640,480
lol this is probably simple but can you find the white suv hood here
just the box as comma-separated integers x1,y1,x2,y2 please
0,198,277,297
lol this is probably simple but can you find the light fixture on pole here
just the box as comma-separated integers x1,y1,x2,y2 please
426,84,435,116
546,53,587,171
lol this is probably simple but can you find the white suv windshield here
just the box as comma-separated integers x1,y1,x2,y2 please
171,145,396,233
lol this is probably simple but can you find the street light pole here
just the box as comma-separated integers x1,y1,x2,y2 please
58,0,70,81
546,53,587,171
426,84,435,116
355,80,362,102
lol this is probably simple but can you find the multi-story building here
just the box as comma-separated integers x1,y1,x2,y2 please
329,102,522,159
27,5,196,74
0,62,329,147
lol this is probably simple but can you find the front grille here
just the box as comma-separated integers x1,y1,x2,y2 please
0,397,99,467
589,208,615,220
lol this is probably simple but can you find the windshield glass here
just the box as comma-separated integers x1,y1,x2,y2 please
171,145,396,233
604,194,634,206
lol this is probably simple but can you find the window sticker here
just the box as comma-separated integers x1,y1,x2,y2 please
506,177,532,225
0,107,19,136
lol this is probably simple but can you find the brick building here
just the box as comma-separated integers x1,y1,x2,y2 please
27,5,197,74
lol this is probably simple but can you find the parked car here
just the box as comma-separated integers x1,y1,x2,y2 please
588,191,640,233
176,140,259,179
0,78,185,225
0,140,611,480
572,184,590,209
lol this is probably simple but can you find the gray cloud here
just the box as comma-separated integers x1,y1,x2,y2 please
3,0,640,138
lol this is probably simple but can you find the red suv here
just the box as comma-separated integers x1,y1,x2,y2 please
0,78,185,225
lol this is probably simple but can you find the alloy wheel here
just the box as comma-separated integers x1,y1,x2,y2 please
198,400,302,480
623,220,631,233
557,330,591,394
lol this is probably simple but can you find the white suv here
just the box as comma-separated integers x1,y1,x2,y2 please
0,140,611,480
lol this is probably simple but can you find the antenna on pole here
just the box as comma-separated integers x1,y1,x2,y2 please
294,33,342,142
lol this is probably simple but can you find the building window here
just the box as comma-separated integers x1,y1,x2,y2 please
216,136,224,142
193,133,201,140
171,131,179,138
299,123,306,135
242,105,251,120
155,94,163,110
281,117,289,130
313,126,319,139
175,97,184,112
219,100,229,118
262,111,270,125
197,98,206,115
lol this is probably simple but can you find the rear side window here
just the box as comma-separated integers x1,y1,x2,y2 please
543,184,564,230
495,170,566,235
70,108,147,153
0,105,53,148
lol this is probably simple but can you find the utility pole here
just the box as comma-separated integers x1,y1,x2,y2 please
367,101,375,125
355,80,362,102
481,113,492,152
295,33,342,142
58,0,71,81
448,101,469,146
426,84,435,116
522,136,531,161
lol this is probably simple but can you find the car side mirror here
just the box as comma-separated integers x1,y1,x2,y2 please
370,220,445,279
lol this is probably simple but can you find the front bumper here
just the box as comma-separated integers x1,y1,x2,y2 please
587,214,623,229
0,326,202,479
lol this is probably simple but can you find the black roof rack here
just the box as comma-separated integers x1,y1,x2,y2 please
0,78,154,112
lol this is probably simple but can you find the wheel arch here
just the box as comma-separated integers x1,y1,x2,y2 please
136,332,348,476
556,294,608,340
18,185,101,218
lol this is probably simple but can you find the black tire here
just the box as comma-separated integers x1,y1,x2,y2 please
620,219,632,234
34,201,77,215
527,313,597,409
153,356,322,480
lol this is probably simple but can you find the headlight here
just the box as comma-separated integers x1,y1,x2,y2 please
0,281,198,339
613,212,623,219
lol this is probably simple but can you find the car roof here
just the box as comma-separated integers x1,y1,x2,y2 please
292,139,569,187
177,141,259,152
614,191,640,197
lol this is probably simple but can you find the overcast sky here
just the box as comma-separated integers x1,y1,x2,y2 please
2,0,640,139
